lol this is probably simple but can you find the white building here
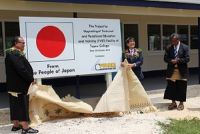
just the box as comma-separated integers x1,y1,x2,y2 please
0,0,199,84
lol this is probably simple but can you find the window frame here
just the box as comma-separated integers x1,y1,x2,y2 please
162,24,176,50
147,23,198,53
177,25,189,46
123,23,139,51
0,22,4,57
190,25,198,50
0,20,19,58
4,21,20,50
147,24,162,52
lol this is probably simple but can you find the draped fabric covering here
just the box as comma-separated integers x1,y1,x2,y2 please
28,60,156,126
94,60,156,112
28,85,93,126
94,65,130,112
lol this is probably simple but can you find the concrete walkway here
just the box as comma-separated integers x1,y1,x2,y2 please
148,84,200,118
1,84,200,134
0,73,198,109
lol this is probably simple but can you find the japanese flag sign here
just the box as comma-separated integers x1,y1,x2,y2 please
19,17,122,79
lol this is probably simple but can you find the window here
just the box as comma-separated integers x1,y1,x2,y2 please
148,24,195,51
190,25,198,49
0,22,3,56
5,22,19,49
148,24,161,51
177,25,188,45
124,24,139,48
163,25,175,49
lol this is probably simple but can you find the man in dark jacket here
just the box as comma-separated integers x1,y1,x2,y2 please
163,33,189,111
5,36,38,133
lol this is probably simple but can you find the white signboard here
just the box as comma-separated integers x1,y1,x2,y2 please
19,17,122,78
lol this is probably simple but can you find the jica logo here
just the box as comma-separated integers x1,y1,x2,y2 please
95,63,116,70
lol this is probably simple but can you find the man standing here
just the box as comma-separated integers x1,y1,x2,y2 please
5,36,38,133
164,33,189,111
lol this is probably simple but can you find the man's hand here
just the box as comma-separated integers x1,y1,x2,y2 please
127,64,135,68
31,81,37,85
171,59,178,64
121,62,136,68
121,62,125,67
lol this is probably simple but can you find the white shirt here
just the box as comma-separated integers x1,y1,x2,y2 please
174,41,180,54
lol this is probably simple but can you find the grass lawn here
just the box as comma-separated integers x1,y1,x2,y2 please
158,118,200,134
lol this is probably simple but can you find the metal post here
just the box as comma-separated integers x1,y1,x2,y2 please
73,12,81,98
36,78,42,85
105,73,112,88
75,75,80,99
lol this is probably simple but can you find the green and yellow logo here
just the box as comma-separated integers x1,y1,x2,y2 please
95,63,116,70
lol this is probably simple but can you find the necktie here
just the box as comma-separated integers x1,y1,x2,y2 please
130,49,134,55
174,46,178,57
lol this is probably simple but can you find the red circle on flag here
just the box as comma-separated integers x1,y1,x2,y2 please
36,26,66,58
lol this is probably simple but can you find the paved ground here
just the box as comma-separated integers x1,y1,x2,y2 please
0,74,200,134
0,73,198,109
1,84,200,134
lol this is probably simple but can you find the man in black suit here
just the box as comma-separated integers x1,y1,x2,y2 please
5,36,38,133
164,33,189,111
